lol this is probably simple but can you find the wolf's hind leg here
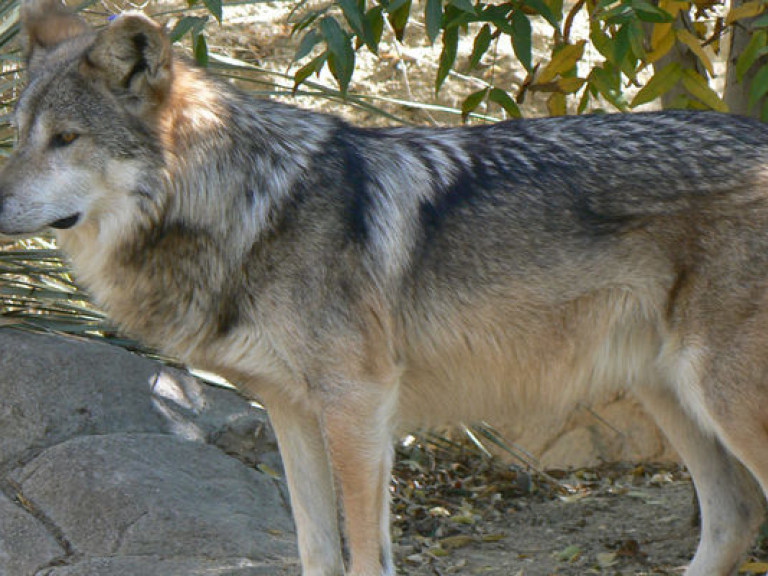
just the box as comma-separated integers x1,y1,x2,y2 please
321,381,398,576
635,385,764,576
268,399,345,576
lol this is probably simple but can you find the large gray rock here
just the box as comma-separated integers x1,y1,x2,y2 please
0,329,166,468
11,434,293,558
0,329,277,470
0,493,64,575
0,329,296,576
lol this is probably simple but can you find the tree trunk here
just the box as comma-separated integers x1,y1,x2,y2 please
724,0,764,116
647,13,703,109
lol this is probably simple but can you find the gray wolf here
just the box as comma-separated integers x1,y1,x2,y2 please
1,2,767,574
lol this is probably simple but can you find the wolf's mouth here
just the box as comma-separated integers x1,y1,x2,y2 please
49,213,81,229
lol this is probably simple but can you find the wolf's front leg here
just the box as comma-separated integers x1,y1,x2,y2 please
321,381,398,576
268,399,345,576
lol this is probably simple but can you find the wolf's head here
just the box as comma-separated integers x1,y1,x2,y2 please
0,0,172,235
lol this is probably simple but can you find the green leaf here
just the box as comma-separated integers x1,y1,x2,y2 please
748,64,768,111
320,16,349,59
613,22,630,65
339,0,373,48
589,26,613,60
589,64,628,111
479,4,513,24
168,16,207,43
425,0,443,43
293,62,317,89
577,88,591,113
599,3,634,24
200,0,222,23
511,11,533,72
538,40,585,83
436,26,459,94
676,29,714,76
631,0,673,22
548,0,565,24
387,0,411,11
557,76,587,92
461,88,489,121
193,33,208,66
365,6,385,52
682,69,727,112
522,0,560,29
444,6,475,29
630,61,681,107
295,29,321,61
338,0,364,31
628,18,645,59
293,53,327,92
595,0,618,12
469,24,493,69
488,87,522,117
727,1,765,25
291,11,321,35
327,49,355,95
449,0,476,14
556,545,582,562
320,17,355,94
736,29,767,82
752,11,768,27
387,0,412,41
547,92,567,115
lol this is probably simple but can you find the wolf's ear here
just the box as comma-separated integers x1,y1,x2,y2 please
21,0,90,71
82,14,172,115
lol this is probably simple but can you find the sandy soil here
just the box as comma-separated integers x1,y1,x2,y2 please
390,459,711,576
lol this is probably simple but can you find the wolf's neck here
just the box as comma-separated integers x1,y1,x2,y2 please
58,61,340,359
156,61,332,241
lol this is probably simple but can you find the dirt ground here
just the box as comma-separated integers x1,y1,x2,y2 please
395,481,698,576
389,456,722,576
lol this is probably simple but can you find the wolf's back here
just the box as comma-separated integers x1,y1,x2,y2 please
368,110,768,228
317,111,768,297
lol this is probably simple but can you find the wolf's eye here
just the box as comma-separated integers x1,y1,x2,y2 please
51,132,79,148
